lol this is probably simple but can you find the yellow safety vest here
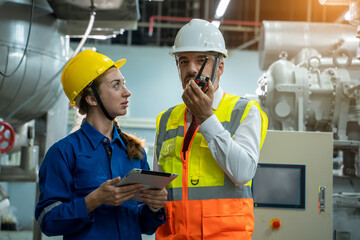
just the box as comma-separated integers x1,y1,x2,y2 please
155,93,267,240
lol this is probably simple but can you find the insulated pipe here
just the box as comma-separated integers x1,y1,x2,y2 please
0,0,67,127
148,16,262,36
5,8,95,123
357,95,360,126
334,199,360,208
296,57,360,69
357,25,360,60
259,21,359,70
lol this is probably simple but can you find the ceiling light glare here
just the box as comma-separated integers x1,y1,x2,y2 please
215,0,230,18
318,0,349,5
344,10,351,21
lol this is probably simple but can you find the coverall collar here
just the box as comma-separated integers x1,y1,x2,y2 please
212,86,223,111
80,120,125,150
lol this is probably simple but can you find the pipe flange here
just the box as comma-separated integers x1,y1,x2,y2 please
332,49,352,68
308,56,321,69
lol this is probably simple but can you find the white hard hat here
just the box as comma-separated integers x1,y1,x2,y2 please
170,18,228,58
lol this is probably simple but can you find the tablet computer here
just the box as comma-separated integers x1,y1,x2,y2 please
116,168,178,201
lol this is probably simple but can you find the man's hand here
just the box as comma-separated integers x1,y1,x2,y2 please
140,187,168,210
182,79,214,124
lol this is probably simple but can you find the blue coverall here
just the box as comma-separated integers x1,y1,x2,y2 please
35,120,165,240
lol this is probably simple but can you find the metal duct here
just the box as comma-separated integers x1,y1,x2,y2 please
47,0,139,36
0,0,67,128
258,21,359,70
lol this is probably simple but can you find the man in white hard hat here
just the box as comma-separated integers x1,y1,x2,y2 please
154,19,268,240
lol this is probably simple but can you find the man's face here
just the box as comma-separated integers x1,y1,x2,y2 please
176,52,224,90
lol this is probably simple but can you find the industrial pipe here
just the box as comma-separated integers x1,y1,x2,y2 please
148,16,262,36
259,21,359,70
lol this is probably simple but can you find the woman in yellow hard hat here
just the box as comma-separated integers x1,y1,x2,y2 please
35,50,167,240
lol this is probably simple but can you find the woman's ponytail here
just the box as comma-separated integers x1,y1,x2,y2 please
113,119,145,160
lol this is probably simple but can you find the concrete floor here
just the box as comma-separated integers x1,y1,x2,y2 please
0,231,155,240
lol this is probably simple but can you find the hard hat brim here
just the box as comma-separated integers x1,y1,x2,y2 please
169,48,228,58
114,59,126,69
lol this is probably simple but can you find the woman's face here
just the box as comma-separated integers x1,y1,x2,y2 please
97,67,131,117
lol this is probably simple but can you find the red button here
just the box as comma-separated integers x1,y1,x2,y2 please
270,218,281,229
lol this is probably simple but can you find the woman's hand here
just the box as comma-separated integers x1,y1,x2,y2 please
85,177,144,213
139,187,168,210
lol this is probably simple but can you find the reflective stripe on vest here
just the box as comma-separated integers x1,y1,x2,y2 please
155,105,182,162
167,176,252,201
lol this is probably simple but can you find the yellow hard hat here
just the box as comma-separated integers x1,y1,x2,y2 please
61,50,126,106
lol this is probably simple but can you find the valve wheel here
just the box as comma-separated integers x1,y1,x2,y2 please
0,121,15,154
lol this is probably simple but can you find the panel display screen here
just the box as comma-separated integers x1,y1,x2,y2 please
252,163,305,209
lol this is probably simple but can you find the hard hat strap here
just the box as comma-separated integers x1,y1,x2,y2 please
210,56,220,84
89,83,115,121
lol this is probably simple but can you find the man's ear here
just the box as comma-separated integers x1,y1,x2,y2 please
216,61,224,77
85,94,97,106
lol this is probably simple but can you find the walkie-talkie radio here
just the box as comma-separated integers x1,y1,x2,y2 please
194,57,210,93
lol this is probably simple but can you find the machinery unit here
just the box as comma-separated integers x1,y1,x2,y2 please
257,21,360,177
256,20,360,240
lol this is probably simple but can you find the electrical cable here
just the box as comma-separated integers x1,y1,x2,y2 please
0,0,35,78
235,36,260,51
72,10,96,57
73,1,96,57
